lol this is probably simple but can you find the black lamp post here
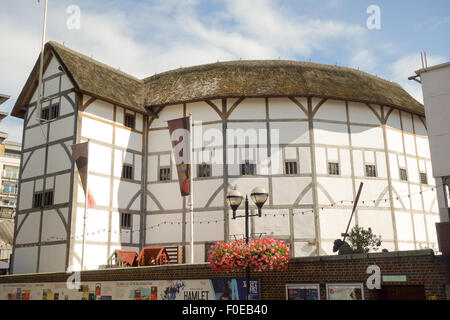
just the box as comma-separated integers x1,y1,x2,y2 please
226,186,269,300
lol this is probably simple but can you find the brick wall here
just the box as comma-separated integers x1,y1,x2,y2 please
1,249,449,300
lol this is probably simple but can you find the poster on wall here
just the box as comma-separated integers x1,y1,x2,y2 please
285,284,320,300
326,283,364,300
0,278,260,301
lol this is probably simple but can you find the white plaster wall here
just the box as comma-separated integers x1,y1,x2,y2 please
54,173,71,204
150,104,183,129
348,102,381,125
185,211,224,242
268,97,307,119
254,209,290,237
46,144,71,174
187,100,222,122
81,116,113,144
84,99,114,123
146,213,182,243
12,247,38,274
351,126,384,149
314,99,347,122
270,121,309,145
228,98,266,120
272,177,312,205
15,212,40,244
39,244,66,272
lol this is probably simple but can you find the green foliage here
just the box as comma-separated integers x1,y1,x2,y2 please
347,225,382,254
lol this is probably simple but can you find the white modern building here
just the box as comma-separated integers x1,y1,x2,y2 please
9,42,440,274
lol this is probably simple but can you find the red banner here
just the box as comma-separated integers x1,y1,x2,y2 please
167,117,191,196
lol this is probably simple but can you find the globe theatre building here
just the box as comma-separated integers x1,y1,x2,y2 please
9,42,439,274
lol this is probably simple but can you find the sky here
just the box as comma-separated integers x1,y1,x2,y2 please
0,0,449,143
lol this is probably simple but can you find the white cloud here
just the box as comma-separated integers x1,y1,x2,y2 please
350,49,380,72
389,53,448,103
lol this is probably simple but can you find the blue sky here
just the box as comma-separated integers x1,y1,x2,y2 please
1,0,449,142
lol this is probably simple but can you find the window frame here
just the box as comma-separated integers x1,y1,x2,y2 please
197,163,212,178
120,212,132,229
122,164,134,180
285,161,298,175
420,172,428,185
240,160,257,176
159,166,171,181
328,162,340,176
124,113,135,129
399,168,408,181
365,164,377,178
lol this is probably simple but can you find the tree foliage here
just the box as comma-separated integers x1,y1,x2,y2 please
346,225,382,254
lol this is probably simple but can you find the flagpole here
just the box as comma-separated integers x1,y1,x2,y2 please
80,141,89,271
36,0,48,122
189,113,194,264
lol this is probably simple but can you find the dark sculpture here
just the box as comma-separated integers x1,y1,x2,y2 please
333,239,353,255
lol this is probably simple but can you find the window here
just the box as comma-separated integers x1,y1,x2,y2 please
365,165,377,177
2,166,19,179
124,113,135,129
41,103,60,121
2,199,15,207
198,163,211,178
420,172,428,185
240,161,256,176
399,168,408,181
285,161,298,175
122,164,133,180
160,167,171,181
121,213,132,228
44,190,54,206
328,162,340,175
4,152,20,159
2,183,17,194
33,192,43,208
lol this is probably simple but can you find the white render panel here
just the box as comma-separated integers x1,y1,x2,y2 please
358,209,394,240
376,152,387,178
115,128,142,152
403,134,416,156
186,211,224,242
147,183,183,211
228,98,266,120
148,130,172,153
46,144,71,174
314,99,346,122
317,178,353,204
270,121,309,145
81,244,109,271
293,210,315,238
49,115,74,142
351,125,384,149
116,107,124,125
401,112,414,133
254,210,290,237
12,247,38,274
87,175,111,207
136,113,143,132
150,104,183,129
315,147,327,175
187,100,222,122
146,213,182,243
298,147,311,174
268,97,307,119
60,93,76,116
39,244,66,273
395,211,414,241
193,179,223,208
81,116,113,144
84,99,114,123
386,109,402,130
43,55,61,78
352,150,364,177
43,77,59,97
21,148,45,179
89,143,112,176
413,213,428,242
294,241,316,257
113,180,140,209
272,177,312,205
60,74,73,92
314,122,349,146
426,214,439,243
23,123,48,149
348,102,381,125
41,210,67,242
18,181,33,210
54,173,71,204
15,212,40,244
320,208,354,239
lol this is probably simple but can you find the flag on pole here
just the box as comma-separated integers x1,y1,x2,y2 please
167,117,192,196
71,142,95,208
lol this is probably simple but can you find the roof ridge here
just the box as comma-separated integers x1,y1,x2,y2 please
48,41,144,83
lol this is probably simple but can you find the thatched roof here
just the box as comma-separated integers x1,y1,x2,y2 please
12,42,145,118
144,60,424,115
12,42,423,118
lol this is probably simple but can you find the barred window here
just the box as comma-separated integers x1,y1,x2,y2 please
198,163,211,178
124,113,135,129
121,213,132,228
44,190,54,206
328,162,340,176
160,167,171,181
365,164,377,177
420,172,428,185
285,161,298,175
122,164,133,180
41,103,60,121
33,192,42,208
399,168,408,181
240,161,256,176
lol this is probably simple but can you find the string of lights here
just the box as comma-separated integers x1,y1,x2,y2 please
39,183,441,242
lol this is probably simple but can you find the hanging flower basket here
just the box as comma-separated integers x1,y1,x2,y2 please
208,237,290,272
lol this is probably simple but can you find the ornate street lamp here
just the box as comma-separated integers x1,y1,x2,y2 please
226,185,269,300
